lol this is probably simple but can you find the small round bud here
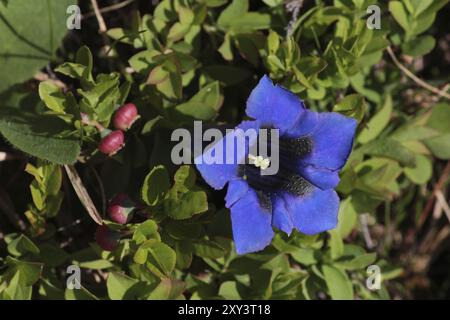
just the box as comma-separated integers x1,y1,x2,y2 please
107,193,135,224
98,130,125,155
113,103,139,131
95,224,121,251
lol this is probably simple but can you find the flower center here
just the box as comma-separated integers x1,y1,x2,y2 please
248,154,271,170
239,135,314,202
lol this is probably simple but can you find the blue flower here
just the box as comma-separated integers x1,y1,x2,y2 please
195,75,357,254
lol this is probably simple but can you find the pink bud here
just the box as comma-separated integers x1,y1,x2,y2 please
113,103,139,131
107,193,135,224
95,224,121,251
98,130,125,155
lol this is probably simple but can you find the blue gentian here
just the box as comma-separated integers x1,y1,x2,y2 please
195,75,357,254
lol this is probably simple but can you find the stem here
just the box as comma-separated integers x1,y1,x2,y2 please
418,161,450,228
386,46,450,100
82,0,134,19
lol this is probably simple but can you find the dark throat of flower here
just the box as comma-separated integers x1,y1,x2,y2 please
239,134,314,210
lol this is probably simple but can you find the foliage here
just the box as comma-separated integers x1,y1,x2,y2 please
0,0,449,300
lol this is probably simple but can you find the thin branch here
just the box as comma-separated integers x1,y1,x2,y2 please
90,0,108,34
285,0,304,37
418,161,450,228
0,151,21,162
436,190,450,223
359,213,374,249
64,165,103,225
83,0,134,19
89,165,106,215
387,46,450,100
34,71,67,90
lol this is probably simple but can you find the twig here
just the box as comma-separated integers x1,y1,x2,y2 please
90,0,108,34
89,165,106,215
90,0,114,65
0,151,20,162
386,46,450,100
435,190,450,223
64,165,103,225
34,71,67,90
359,213,374,249
418,161,450,227
285,0,304,37
82,0,134,19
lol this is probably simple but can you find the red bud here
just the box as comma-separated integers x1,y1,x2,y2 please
95,224,121,251
107,193,135,224
98,130,125,155
113,103,139,131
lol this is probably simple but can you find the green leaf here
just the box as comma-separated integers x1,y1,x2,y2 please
65,286,99,300
402,35,436,57
329,230,344,260
141,165,171,206
167,22,190,42
145,241,177,278
219,281,241,299
335,197,357,238
107,272,139,300
218,32,234,60
0,89,81,164
164,189,208,220
0,0,75,93
78,73,121,122
335,253,377,271
133,219,160,244
173,81,222,121
334,94,366,123
148,65,169,85
424,134,450,159
389,1,410,33
322,265,354,300
358,95,392,144
5,257,43,287
147,278,186,300
291,248,318,266
404,154,432,184
38,81,67,114
217,0,249,30
191,81,222,110
425,103,450,133
55,62,89,81
423,103,450,159
7,234,40,257
192,240,225,259
409,0,434,17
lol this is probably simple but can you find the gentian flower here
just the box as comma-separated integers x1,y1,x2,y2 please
195,76,357,254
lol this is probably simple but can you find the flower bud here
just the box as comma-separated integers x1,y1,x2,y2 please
98,130,124,155
107,193,135,224
113,103,139,131
95,224,121,251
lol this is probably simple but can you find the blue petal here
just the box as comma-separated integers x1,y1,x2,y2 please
194,120,259,190
301,112,357,171
286,110,319,137
271,195,293,235
283,188,340,235
246,75,305,133
298,165,340,190
230,188,274,254
225,179,248,208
